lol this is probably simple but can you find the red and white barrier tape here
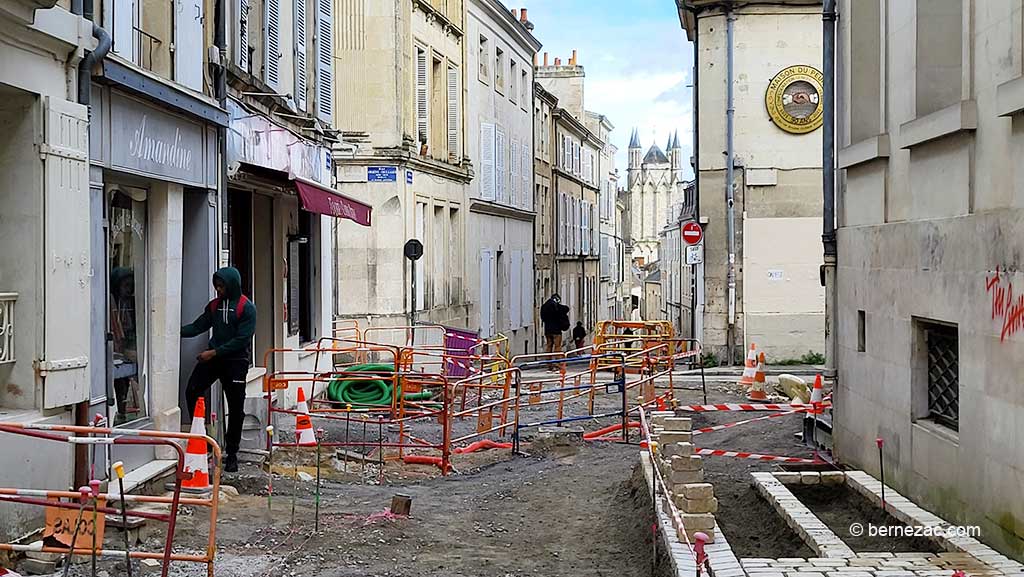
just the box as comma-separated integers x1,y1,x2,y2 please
691,410,801,435
678,402,831,412
694,448,820,464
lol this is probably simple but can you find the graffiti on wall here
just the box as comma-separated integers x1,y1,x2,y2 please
985,266,1024,341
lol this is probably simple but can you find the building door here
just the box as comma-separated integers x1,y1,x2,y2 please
252,194,275,370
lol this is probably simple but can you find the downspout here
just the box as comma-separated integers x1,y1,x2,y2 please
689,4,701,343
725,8,737,364
215,0,228,266
822,0,838,376
73,0,111,491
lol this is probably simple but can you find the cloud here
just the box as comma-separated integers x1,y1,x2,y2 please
524,0,695,181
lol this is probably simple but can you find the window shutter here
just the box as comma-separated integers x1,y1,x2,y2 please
558,194,565,254
315,0,333,122
510,139,518,207
110,0,137,62
510,250,522,331
480,250,495,336
235,0,249,70
416,47,429,149
175,0,203,90
41,97,91,408
447,66,459,160
294,0,307,110
495,128,506,204
592,204,599,256
582,202,589,254
264,0,281,88
521,251,533,328
522,144,531,210
479,123,495,200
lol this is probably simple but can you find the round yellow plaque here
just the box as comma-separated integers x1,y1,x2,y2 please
765,65,824,134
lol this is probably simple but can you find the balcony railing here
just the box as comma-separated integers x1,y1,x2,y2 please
0,293,15,365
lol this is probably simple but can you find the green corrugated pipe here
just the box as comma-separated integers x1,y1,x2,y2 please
327,364,396,405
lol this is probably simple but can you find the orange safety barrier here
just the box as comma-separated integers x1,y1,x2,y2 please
0,423,222,577
449,368,522,451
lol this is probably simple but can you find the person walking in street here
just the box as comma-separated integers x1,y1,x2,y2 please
181,267,257,473
540,294,570,355
572,321,588,351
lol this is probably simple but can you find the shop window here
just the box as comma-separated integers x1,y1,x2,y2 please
289,211,316,343
108,189,149,425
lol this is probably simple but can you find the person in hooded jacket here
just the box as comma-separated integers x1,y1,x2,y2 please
181,267,257,472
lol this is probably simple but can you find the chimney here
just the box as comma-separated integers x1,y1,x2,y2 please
520,8,528,22
554,57,561,66
543,52,549,66
570,49,578,65
511,8,518,19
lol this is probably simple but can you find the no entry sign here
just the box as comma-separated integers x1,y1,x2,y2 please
682,222,703,245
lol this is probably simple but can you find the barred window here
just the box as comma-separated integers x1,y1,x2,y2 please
923,322,959,430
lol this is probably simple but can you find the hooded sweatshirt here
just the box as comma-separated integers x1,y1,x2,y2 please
181,267,258,361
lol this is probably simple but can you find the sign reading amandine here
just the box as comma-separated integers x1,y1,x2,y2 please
765,65,824,134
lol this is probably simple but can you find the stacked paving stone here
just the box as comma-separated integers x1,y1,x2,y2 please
740,552,1023,577
649,412,719,543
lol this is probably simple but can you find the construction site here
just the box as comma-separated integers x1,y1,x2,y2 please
0,323,1019,577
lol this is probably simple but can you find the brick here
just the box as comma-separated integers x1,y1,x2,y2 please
671,455,704,471
650,411,675,426
660,431,693,445
20,559,57,575
681,482,714,500
679,513,716,530
664,441,694,458
786,572,826,577
820,471,846,485
664,417,693,431
801,471,821,484
676,496,718,514
670,469,704,485
773,471,802,484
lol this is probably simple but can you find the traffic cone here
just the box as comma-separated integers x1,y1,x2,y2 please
295,387,317,446
810,374,824,414
747,353,768,401
738,343,758,387
182,398,211,492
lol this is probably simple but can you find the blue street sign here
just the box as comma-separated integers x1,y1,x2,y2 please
367,166,398,182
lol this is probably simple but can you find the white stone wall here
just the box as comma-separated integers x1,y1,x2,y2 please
836,0,1024,558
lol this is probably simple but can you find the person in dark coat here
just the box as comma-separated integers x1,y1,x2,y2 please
181,267,257,473
572,321,587,351
540,294,570,354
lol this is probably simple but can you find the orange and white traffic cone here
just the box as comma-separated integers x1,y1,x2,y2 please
810,374,824,413
738,343,758,387
747,352,768,401
182,397,211,493
295,387,317,446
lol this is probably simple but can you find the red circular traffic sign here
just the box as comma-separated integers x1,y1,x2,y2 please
682,222,703,245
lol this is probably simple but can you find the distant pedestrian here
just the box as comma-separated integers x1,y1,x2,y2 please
572,321,587,350
540,294,570,355
181,267,257,473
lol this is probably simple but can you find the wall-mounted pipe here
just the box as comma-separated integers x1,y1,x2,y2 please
822,0,837,373
725,8,736,364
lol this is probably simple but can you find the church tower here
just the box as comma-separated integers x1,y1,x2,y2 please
670,131,684,184
627,128,641,188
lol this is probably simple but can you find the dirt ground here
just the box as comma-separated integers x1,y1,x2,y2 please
788,483,942,553
29,371,926,577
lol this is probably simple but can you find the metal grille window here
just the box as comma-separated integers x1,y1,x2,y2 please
925,323,959,430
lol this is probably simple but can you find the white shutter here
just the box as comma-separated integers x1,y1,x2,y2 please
503,253,512,331
574,142,580,176
315,0,333,122
110,0,137,62
264,0,281,88
236,0,250,70
479,123,495,200
521,251,533,328
510,250,522,331
294,0,307,110
510,139,518,207
557,194,565,254
593,204,599,256
522,144,531,209
582,202,589,254
495,128,506,204
480,249,495,336
415,202,426,310
41,98,91,409
416,47,429,149
175,0,203,90
447,66,459,159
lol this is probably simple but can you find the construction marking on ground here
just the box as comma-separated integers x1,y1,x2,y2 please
678,402,830,412
695,448,820,464
691,410,801,435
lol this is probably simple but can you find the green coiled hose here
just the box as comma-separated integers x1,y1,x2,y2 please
327,364,396,405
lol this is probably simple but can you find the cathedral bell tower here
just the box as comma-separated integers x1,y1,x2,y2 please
627,128,641,188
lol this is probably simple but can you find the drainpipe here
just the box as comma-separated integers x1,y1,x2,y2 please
215,0,228,263
822,0,838,376
725,8,737,364
73,0,111,490
689,5,701,343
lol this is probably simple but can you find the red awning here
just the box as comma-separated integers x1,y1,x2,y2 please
293,178,372,227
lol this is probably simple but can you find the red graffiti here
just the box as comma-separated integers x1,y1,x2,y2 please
986,266,1024,341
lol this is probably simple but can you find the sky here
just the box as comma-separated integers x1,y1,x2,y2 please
525,0,695,180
